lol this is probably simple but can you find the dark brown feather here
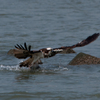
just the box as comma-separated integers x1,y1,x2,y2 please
24,42,27,50
20,58,42,67
53,33,99,51
20,58,33,67
8,43,33,59
74,33,99,47
16,44,22,49
28,45,31,51
20,44,25,49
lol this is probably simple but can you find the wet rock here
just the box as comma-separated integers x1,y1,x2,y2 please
68,52,100,65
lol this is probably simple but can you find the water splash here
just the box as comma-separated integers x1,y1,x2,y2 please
0,64,30,72
0,64,69,73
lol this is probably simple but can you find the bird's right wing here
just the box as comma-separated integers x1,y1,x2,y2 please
8,43,32,59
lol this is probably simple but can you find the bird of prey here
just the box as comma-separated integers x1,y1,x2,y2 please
8,33,99,69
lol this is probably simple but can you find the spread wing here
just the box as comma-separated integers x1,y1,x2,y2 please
8,33,99,67
53,33,99,52
72,33,99,47
8,43,43,67
8,42,40,59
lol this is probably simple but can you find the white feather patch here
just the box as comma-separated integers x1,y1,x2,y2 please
47,47,52,50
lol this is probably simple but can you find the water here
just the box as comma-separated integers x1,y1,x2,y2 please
0,0,100,99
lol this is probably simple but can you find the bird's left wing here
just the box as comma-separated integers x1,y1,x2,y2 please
53,33,99,52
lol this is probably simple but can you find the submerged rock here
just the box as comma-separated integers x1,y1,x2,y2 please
68,52,100,65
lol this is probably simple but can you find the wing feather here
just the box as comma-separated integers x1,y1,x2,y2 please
53,33,99,52
8,43,32,59
24,42,27,50
28,45,31,52
8,43,42,59
20,44,25,49
74,33,99,47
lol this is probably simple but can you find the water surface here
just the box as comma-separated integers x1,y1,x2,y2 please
0,0,100,100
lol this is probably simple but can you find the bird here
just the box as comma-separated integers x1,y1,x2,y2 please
8,33,99,69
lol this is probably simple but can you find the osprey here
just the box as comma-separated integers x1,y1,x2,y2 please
8,33,99,69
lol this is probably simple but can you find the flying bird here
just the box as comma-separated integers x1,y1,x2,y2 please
8,33,99,69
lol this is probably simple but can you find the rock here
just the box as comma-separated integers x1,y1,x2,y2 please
68,52,100,65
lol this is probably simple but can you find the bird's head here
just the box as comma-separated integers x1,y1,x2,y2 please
40,48,53,58
46,48,63,57
46,47,53,57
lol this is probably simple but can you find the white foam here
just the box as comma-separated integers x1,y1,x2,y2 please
0,62,69,72
0,64,29,72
